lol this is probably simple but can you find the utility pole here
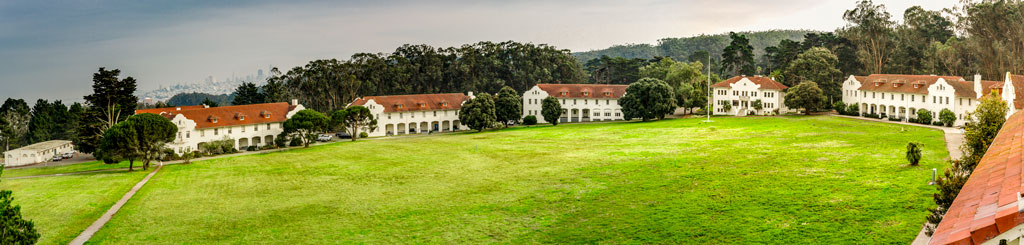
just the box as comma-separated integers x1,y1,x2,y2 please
705,54,713,123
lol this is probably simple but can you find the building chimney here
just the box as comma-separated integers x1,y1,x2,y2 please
291,99,298,106
176,107,181,111
974,74,983,99
467,91,474,98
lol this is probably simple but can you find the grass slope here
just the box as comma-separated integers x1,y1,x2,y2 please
1,170,152,244
80,116,943,243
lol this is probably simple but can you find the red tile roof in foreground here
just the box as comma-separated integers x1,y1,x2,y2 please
137,102,297,129
350,93,469,113
1011,75,1024,110
930,111,1024,245
536,84,628,98
710,76,789,90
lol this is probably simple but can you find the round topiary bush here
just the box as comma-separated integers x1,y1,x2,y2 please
523,115,537,125
360,132,368,138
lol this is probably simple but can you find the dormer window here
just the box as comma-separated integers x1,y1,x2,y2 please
439,101,449,107
235,113,246,121
604,91,611,97
396,104,404,109
208,116,219,123
560,91,568,96
418,103,425,108
582,91,590,96
260,110,272,118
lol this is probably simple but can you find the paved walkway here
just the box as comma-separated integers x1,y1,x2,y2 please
69,162,163,245
832,115,962,245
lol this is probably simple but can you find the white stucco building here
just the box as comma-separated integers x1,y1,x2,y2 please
136,101,305,154
711,75,791,116
840,73,1024,126
2,140,74,166
522,83,629,123
349,93,472,137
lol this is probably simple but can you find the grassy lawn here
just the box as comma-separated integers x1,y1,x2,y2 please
0,170,152,244
59,116,946,243
2,160,130,178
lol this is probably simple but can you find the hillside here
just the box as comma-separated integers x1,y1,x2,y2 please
573,30,817,62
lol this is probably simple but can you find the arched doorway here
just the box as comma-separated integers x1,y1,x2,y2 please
442,121,451,132
419,122,428,133
397,123,406,135
239,138,249,150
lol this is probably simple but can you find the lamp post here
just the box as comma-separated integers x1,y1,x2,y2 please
705,54,713,123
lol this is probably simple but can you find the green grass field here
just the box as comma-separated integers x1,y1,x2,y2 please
3,116,949,243
2,160,129,178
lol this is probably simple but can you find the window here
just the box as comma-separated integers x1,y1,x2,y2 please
912,95,915,102
901,94,904,101
186,131,190,138
388,114,392,119
201,130,205,137
606,100,610,105
433,111,437,117
228,128,232,134
214,129,219,136
267,123,271,130
603,92,611,96
582,91,590,96
241,126,245,133
254,125,258,132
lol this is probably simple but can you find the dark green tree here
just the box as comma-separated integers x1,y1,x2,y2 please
80,67,138,154
127,113,177,170
783,81,826,115
494,86,522,128
1,99,31,151
0,166,39,244
541,97,562,126
98,121,140,170
231,82,265,105
720,32,756,76
201,98,219,108
458,93,497,132
330,106,377,142
283,109,329,147
783,47,843,101
620,78,677,121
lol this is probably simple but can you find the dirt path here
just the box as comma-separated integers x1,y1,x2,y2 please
832,115,963,245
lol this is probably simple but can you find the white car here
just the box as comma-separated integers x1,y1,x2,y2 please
317,134,333,142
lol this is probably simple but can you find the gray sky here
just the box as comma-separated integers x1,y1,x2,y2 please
0,0,958,103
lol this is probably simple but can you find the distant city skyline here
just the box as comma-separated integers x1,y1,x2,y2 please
0,0,958,104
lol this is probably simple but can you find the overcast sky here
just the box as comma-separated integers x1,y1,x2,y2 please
0,0,959,103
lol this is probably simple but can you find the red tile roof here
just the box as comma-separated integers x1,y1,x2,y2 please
134,105,206,115
350,93,469,113
536,84,628,98
710,76,788,90
853,74,970,97
930,111,1024,245
136,102,298,129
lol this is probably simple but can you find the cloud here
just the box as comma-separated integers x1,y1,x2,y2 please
0,0,960,103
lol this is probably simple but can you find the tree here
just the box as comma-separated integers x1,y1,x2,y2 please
783,47,842,101
620,78,677,121
783,81,826,115
720,32,756,76
80,67,138,154
541,97,562,126
330,106,377,142
283,109,329,148
834,101,847,115
0,99,31,151
494,86,522,128
906,142,922,166
752,99,764,113
458,93,497,132
0,166,39,244
231,82,265,105
916,109,933,124
201,98,218,108
98,121,140,170
523,115,537,125
127,113,177,170
840,0,895,74
939,108,956,127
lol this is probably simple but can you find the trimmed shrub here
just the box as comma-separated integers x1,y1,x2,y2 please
939,108,956,127
360,132,368,138
932,121,944,126
246,146,258,151
523,115,537,125
275,135,287,147
833,101,846,115
290,137,303,147
846,103,859,116
906,142,922,166
916,109,933,124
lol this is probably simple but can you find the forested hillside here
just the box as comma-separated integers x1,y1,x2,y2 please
573,30,816,62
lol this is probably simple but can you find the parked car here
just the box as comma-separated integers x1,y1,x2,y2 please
52,155,63,162
335,132,352,139
62,152,74,159
317,134,333,142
